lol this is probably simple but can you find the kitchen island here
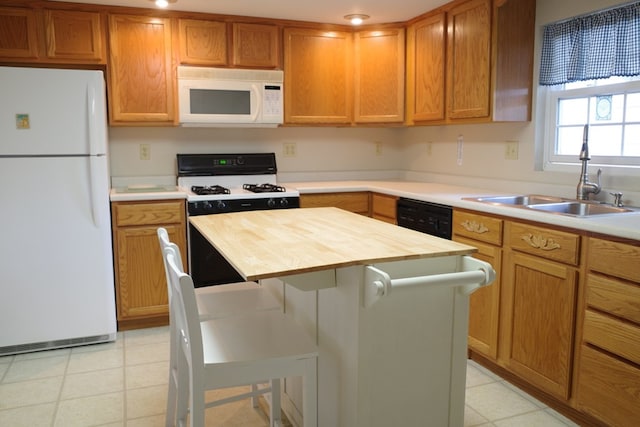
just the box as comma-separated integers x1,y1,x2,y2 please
190,207,495,427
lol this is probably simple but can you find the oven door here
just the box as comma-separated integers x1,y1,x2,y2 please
179,79,260,125
188,223,245,287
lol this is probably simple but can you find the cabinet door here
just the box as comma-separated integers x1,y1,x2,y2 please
371,192,397,224
114,224,186,321
232,22,279,68
284,28,353,124
178,18,227,66
407,12,446,122
44,9,104,62
0,7,38,59
446,0,491,120
455,236,501,359
502,251,578,399
354,28,405,123
108,14,175,125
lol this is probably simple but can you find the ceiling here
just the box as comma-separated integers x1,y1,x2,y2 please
52,0,450,25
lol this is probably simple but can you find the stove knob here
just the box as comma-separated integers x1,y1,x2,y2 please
280,198,289,207
267,198,276,208
203,201,213,210
216,200,227,211
236,156,245,165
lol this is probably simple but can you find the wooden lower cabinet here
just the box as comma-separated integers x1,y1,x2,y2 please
501,222,579,400
574,238,640,426
453,210,503,360
300,192,370,216
370,192,397,224
111,200,187,330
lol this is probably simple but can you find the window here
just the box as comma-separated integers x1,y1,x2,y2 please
544,77,640,168
538,2,640,172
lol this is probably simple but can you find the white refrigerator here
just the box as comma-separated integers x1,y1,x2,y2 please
0,66,116,355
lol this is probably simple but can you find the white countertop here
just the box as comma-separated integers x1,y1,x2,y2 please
109,186,186,202
285,180,640,241
109,179,640,241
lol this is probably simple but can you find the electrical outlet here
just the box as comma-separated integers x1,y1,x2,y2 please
457,135,463,165
139,144,150,160
283,142,296,157
375,141,383,156
505,141,519,160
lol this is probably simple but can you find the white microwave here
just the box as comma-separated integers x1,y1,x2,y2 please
177,66,284,127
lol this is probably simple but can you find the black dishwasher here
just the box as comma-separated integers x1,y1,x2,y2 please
396,197,453,240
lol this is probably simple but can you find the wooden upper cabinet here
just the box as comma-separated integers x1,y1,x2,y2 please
0,7,38,59
178,18,227,66
492,0,535,121
354,28,405,123
446,0,492,120
108,14,175,125
43,9,105,62
406,12,446,123
284,27,353,124
232,22,279,68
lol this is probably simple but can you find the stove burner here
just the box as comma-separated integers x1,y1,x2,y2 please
243,183,286,193
191,185,230,195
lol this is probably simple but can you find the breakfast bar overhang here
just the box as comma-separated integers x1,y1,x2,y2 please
189,207,495,427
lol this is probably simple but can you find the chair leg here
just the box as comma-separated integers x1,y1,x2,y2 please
269,378,282,427
251,383,259,408
189,371,206,427
175,352,189,426
166,328,178,427
302,358,318,427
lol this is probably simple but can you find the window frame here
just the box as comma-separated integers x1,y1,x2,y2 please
540,78,640,175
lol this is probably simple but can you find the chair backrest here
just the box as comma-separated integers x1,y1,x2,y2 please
164,246,204,370
157,227,185,274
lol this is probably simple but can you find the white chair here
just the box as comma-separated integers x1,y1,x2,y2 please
157,228,281,319
157,228,282,426
164,245,318,427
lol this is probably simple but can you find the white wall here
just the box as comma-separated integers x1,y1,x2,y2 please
108,126,405,181
108,0,638,204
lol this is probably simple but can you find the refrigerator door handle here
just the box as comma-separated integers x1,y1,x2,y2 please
87,85,103,228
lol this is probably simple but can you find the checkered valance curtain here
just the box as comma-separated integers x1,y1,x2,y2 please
539,2,640,86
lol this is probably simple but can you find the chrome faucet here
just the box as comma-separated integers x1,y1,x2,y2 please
576,125,602,200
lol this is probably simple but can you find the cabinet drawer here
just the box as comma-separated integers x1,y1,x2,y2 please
507,222,579,265
452,211,502,246
587,238,640,282
586,274,640,325
113,201,185,226
577,345,640,426
582,309,640,365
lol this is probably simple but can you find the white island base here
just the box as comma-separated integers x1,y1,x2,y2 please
263,254,490,427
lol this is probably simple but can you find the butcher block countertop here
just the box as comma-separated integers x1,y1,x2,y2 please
189,207,476,281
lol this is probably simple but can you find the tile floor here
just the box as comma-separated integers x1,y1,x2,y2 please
0,326,579,427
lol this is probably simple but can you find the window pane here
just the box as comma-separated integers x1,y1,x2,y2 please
558,98,588,125
556,126,583,155
623,124,640,156
626,93,640,121
590,125,622,156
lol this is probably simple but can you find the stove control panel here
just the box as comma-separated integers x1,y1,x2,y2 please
188,197,300,216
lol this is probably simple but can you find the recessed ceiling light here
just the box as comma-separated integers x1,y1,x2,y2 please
344,14,370,26
152,0,176,8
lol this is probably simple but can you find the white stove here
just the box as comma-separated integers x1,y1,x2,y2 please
177,153,300,287
177,153,299,214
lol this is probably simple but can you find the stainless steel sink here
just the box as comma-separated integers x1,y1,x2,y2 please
463,194,638,217
467,195,564,205
527,202,635,216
